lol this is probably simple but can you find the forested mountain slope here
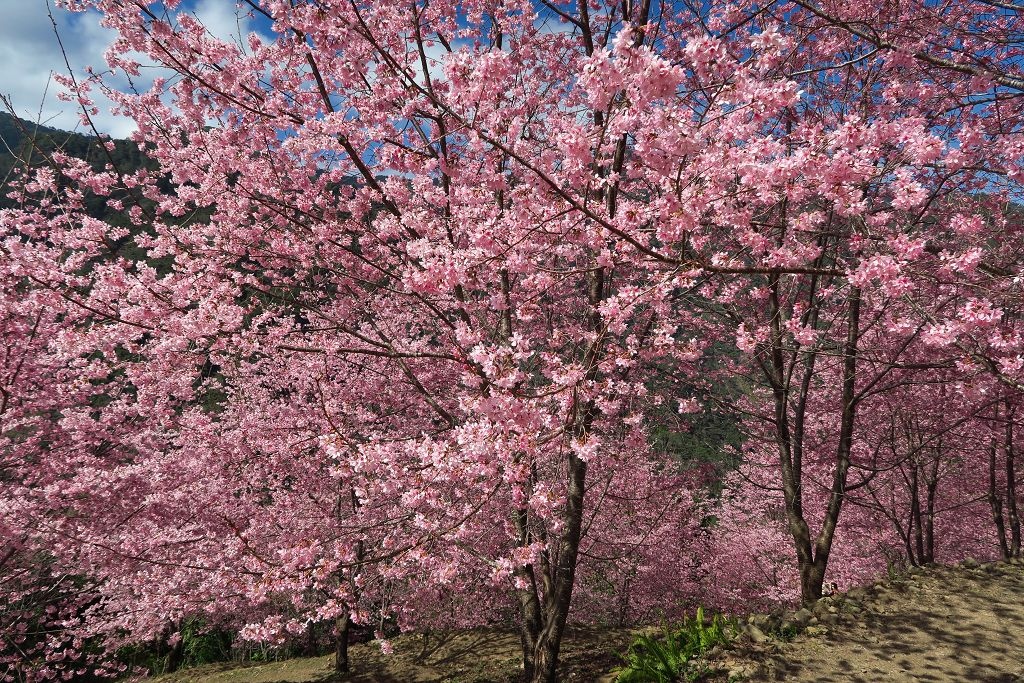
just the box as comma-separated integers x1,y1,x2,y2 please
0,111,149,201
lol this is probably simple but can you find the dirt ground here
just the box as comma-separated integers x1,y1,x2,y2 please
153,626,635,683
729,560,1024,682
154,560,1024,683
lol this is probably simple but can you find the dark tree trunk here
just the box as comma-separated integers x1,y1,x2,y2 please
517,254,603,682
800,559,826,605
900,504,917,567
796,288,860,604
923,453,939,565
989,433,1011,559
532,453,587,683
910,465,924,565
163,629,184,674
769,267,821,604
303,622,318,657
513,507,543,681
513,449,590,683
762,220,860,606
512,2,649,674
335,612,351,673
1006,412,1021,557
332,482,364,674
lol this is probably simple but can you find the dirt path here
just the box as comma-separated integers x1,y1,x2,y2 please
735,560,1024,683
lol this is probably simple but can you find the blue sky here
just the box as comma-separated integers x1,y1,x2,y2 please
1,1,656,139
0,1,268,137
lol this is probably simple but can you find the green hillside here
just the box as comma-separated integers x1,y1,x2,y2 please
0,111,150,211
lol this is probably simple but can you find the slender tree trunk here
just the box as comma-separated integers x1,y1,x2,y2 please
163,623,184,673
1006,411,1021,557
517,589,541,681
512,454,589,683
163,643,184,674
334,485,363,674
902,523,917,567
910,465,924,565
514,2,643,671
335,612,351,673
513,506,543,681
797,287,860,604
523,255,602,681
989,433,1011,559
766,268,817,603
924,453,939,565
515,1,640,671
530,451,588,683
765,223,846,605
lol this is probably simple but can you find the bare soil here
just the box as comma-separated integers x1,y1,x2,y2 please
718,559,1024,682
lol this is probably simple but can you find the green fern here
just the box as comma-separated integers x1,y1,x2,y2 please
615,609,735,682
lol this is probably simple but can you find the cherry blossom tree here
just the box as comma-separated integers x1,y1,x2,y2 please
5,2,718,679
680,0,1024,603
3,0,1024,680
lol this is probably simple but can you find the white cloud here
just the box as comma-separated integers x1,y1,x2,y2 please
191,0,255,48
0,2,137,136
0,1,271,139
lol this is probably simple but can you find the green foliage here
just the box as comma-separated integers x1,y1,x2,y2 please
651,410,742,472
773,623,800,642
615,607,735,683
118,618,233,676
0,112,151,205
643,340,747,486
179,619,233,668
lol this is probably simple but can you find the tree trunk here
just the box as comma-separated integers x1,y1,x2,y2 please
765,238,859,606
164,633,184,673
799,287,860,605
910,465,924,565
800,559,826,605
335,612,351,673
515,377,595,680
768,268,817,604
304,622,318,657
513,508,542,681
333,486,363,674
899,507,916,568
1006,412,1021,557
517,262,601,680
989,434,1011,559
923,454,939,565
511,263,600,681
527,451,588,683
518,607,540,681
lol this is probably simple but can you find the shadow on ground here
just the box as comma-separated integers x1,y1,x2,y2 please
761,563,1024,682
154,625,632,683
